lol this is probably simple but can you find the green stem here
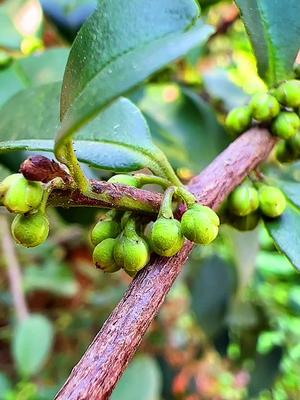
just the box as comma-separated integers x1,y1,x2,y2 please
39,177,66,213
158,187,176,219
175,187,197,208
135,174,172,189
156,156,183,187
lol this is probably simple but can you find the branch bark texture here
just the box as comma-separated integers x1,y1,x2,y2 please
56,128,275,400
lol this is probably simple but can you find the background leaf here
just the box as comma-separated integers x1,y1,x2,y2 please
235,0,300,84
111,355,162,400
56,0,214,149
13,314,54,377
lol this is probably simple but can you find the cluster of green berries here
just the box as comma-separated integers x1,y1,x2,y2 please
225,79,300,148
0,174,49,247
91,174,220,276
222,181,286,231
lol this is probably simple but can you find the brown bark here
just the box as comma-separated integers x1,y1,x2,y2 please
55,128,275,400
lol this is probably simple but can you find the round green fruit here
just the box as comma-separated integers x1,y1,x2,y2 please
150,217,184,257
258,186,286,218
271,111,300,139
250,93,280,122
93,238,120,272
275,141,295,163
181,204,220,244
275,80,300,108
11,211,49,248
108,174,140,187
225,106,252,136
229,212,260,232
288,131,300,155
114,232,150,273
0,173,43,214
228,186,259,216
90,220,121,246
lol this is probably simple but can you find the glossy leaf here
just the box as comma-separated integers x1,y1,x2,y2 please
56,0,214,151
0,48,69,106
111,356,162,400
0,83,174,174
265,204,300,272
13,314,54,377
235,0,300,84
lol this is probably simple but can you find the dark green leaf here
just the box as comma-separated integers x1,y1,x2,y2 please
13,314,54,377
277,179,300,209
235,0,300,84
0,83,175,174
111,356,162,400
265,204,300,272
137,84,228,173
56,0,214,150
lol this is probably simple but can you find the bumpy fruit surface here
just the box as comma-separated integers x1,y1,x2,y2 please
250,93,280,122
275,141,295,163
114,232,150,273
271,111,300,139
229,212,260,232
93,238,120,272
275,80,300,108
91,220,121,246
108,174,140,187
228,186,259,216
150,218,184,256
225,106,252,136
181,204,220,244
258,186,286,218
11,211,49,248
0,173,43,213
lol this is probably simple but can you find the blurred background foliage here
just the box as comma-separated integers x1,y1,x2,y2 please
0,0,299,399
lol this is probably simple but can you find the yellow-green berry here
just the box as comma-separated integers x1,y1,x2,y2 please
93,238,120,272
11,211,49,248
150,217,184,257
181,204,220,245
250,93,280,122
274,79,300,108
108,174,140,187
271,111,300,139
258,186,286,218
228,186,259,217
225,106,252,136
90,220,121,246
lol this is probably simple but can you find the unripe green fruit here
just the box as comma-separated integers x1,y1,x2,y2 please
181,204,219,245
93,238,120,272
288,131,300,155
0,173,43,213
228,186,259,216
11,211,49,247
114,232,150,273
258,186,286,218
229,212,260,231
271,111,300,139
225,106,252,136
108,174,140,187
90,220,121,246
274,80,300,108
150,218,184,256
250,93,280,122
275,141,295,163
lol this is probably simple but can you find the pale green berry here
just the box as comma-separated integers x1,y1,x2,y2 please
258,186,286,218
108,174,140,187
93,238,120,272
274,79,300,108
11,211,49,248
271,111,300,139
150,218,184,257
225,106,252,136
250,93,280,122
228,186,259,217
90,220,121,246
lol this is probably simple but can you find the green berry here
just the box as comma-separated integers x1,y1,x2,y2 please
258,186,286,218
93,238,120,272
228,186,259,217
275,141,295,163
288,131,300,155
90,220,121,246
271,111,300,139
250,93,280,122
225,106,252,136
0,173,43,214
229,212,260,232
11,211,49,247
181,204,220,245
114,232,150,273
108,174,140,187
274,80,300,108
150,217,184,256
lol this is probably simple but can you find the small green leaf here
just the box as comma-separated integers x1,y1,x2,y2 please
235,0,300,84
265,204,300,272
13,314,54,377
111,355,162,400
0,83,175,175
56,0,214,153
